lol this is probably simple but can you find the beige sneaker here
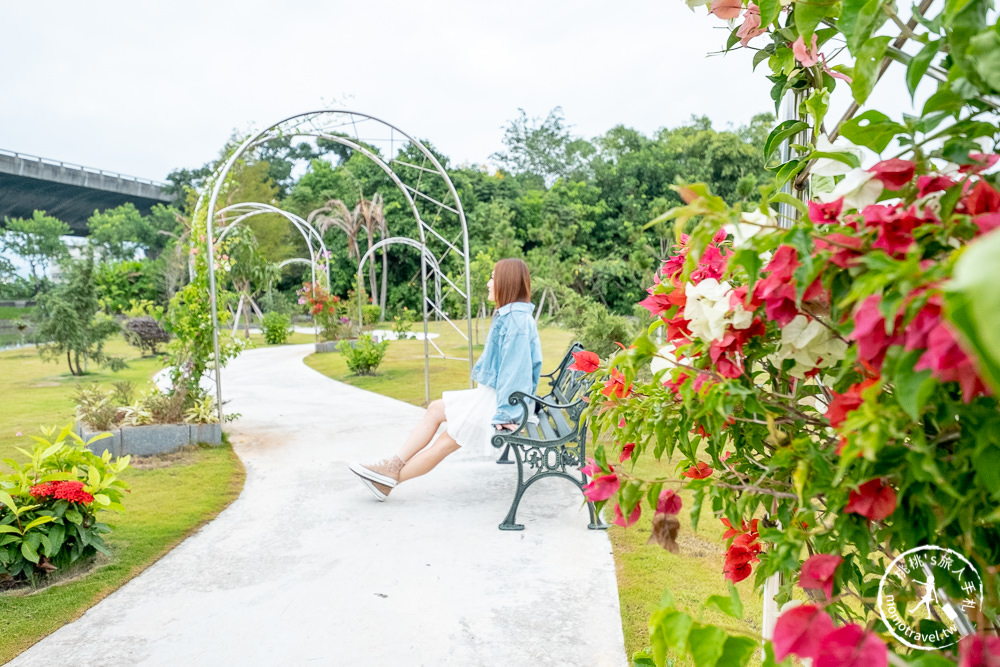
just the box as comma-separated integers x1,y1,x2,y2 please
349,456,404,502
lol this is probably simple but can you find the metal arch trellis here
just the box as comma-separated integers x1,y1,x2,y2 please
358,236,471,404
198,110,474,421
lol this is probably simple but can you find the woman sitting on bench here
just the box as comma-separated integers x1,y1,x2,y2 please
349,257,543,501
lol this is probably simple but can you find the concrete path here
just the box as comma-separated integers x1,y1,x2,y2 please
10,345,627,666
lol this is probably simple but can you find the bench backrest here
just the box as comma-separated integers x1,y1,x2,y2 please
540,342,590,405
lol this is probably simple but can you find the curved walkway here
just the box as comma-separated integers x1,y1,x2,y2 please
10,344,626,666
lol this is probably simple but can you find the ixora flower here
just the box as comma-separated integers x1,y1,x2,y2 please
29,480,95,504
773,315,848,378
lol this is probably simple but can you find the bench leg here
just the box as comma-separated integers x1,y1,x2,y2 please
495,443,514,464
587,499,608,530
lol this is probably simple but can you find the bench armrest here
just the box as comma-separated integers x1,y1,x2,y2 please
490,390,588,446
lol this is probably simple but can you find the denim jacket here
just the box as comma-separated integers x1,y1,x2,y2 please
471,301,543,424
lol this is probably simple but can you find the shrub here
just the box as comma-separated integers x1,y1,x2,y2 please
362,304,382,325
338,334,389,375
75,385,119,431
123,316,170,356
261,311,292,345
556,289,636,356
0,425,130,586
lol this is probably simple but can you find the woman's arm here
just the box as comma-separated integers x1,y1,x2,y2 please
490,329,535,426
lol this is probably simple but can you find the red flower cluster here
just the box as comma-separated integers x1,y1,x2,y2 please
29,480,95,504
568,350,600,373
721,517,761,582
600,369,632,399
297,281,340,315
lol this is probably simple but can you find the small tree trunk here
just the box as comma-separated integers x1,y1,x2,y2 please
66,348,75,376
242,295,252,339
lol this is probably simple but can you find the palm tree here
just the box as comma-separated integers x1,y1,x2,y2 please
308,193,389,318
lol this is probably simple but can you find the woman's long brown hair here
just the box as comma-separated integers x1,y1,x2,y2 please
493,258,531,308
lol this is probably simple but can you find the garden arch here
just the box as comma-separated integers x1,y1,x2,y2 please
199,111,473,420
359,236,472,404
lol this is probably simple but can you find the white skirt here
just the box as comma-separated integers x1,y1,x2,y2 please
443,386,499,456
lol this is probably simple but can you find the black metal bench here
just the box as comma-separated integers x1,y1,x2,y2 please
491,342,607,531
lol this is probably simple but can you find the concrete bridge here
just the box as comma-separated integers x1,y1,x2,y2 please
0,149,174,235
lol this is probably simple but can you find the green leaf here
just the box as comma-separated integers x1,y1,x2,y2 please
808,150,862,169
968,30,1000,92
794,0,835,39
922,89,965,115
0,525,21,535
759,0,781,26
850,36,891,105
22,516,55,533
774,159,805,190
47,522,65,553
839,110,905,152
718,636,757,666
974,447,1000,495
20,540,39,564
705,582,744,619
39,442,63,461
64,508,83,525
945,228,1000,394
93,493,111,507
840,0,887,52
764,121,810,163
894,349,936,420
631,653,657,667
804,88,830,131
88,465,100,489
906,40,940,98
650,609,693,662
0,491,17,515
688,625,727,666
770,192,810,219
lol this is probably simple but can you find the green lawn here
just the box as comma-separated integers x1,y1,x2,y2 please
304,319,760,664
0,337,245,661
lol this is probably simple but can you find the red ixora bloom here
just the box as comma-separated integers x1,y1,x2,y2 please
568,350,600,373
582,471,620,502
867,158,916,191
600,369,632,399
845,479,897,522
682,462,714,479
799,554,843,600
612,502,641,527
29,480,94,504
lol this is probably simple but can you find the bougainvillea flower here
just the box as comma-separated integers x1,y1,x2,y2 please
736,4,766,46
723,545,758,582
799,554,843,600
682,461,714,479
808,198,843,224
619,443,635,463
863,203,934,257
582,472,620,501
815,624,888,667
815,232,865,268
612,502,642,527
600,368,633,399
638,291,676,317
689,243,729,283
965,179,1000,216
792,34,820,67
721,517,759,540
957,633,1000,667
580,458,602,478
959,151,1000,174
568,350,600,373
845,479,897,521
848,295,901,371
826,378,878,429
914,321,991,400
656,489,683,515
917,173,957,198
974,212,1000,235
709,0,742,19
867,158,916,191
772,604,836,662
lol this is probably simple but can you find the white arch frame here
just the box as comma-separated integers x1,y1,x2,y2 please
198,110,473,420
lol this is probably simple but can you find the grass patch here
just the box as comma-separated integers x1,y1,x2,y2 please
607,450,762,664
304,319,576,405
0,445,245,662
0,336,246,661
0,306,33,319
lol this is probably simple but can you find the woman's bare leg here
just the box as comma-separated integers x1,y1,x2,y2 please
397,431,461,482
395,399,446,462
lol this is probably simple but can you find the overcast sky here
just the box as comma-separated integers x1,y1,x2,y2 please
2,1,924,183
